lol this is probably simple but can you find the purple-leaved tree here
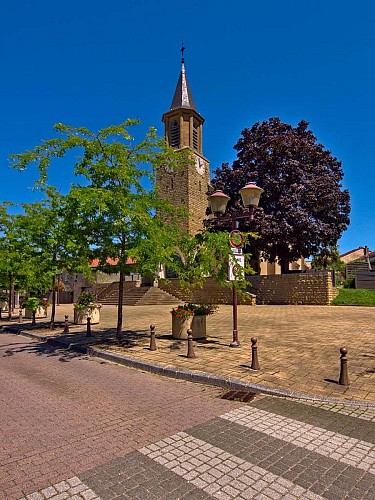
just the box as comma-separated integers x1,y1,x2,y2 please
211,118,351,273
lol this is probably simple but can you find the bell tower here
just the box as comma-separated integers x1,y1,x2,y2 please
157,46,210,235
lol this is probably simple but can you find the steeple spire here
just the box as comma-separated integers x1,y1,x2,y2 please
170,44,197,111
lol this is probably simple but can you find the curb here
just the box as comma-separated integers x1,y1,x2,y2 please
87,347,375,408
3,326,375,408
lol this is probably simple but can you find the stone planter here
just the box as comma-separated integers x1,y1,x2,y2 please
172,314,207,340
73,307,100,325
24,306,47,319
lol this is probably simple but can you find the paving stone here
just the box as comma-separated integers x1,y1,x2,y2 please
219,406,375,474
49,493,69,500
140,431,325,500
81,451,207,500
26,494,44,500
3,316,375,500
41,486,57,498
187,413,374,499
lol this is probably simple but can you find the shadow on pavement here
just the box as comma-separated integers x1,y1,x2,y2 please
1,339,84,361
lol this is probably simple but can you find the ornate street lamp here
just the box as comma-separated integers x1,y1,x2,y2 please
208,182,264,347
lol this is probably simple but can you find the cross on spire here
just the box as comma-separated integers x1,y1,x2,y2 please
168,43,197,111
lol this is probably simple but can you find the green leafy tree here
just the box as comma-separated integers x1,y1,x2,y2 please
0,207,30,319
11,120,191,340
12,188,91,327
311,244,344,271
158,230,256,293
211,118,351,273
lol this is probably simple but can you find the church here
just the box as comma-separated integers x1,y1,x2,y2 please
156,49,308,275
156,47,210,236
60,51,331,305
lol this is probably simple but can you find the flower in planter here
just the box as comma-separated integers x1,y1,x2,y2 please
74,291,102,311
171,303,218,319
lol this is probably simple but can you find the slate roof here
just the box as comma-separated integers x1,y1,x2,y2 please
169,59,197,111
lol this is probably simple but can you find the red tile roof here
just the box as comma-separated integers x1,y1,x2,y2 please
91,257,136,268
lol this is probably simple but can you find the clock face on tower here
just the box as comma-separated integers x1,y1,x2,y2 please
195,156,205,175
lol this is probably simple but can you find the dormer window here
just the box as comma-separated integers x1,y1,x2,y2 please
193,121,199,150
170,120,180,148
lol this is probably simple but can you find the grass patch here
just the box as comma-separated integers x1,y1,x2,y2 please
332,288,375,306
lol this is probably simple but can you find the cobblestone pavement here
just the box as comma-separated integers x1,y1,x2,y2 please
0,333,237,500
17,397,375,500
2,303,374,402
1,330,375,499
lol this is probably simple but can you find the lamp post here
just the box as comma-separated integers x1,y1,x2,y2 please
208,182,264,347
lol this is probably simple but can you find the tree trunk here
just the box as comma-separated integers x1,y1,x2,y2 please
50,274,57,329
280,257,290,274
116,270,124,342
32,310,36,326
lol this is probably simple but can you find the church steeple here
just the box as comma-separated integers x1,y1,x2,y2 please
169,45,197,111
162,46,204,152
158,48,210,235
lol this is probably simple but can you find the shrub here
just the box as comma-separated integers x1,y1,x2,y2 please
74,291,102,311
171,303,218,319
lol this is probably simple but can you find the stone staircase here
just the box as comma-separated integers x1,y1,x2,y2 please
136,287,180,306
97,283,180,306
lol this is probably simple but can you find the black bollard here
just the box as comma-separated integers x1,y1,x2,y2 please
150,324,157,351
86,316,92,337
63,315,69,334
187,328,196,359
251,337,260,370
18,308,23,323
339,347,349,386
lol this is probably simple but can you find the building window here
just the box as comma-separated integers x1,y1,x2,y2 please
193,121,199,150
199,180,202,192
171,121,179,148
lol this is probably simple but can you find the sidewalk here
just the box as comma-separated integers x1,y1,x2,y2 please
1,303,375,403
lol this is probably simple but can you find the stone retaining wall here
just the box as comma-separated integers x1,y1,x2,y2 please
159,271,337,306
248,271,338,305
158,278,254,305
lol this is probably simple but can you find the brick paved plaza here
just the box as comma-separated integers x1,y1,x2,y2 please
1,304,375,499
7,302,374,403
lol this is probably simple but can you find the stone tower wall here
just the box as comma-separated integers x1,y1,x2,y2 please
156,166,190,233
187,157,210,235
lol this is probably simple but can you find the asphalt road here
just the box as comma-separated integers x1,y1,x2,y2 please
1,333,374,500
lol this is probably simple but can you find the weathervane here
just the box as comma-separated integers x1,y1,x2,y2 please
180,42,185,63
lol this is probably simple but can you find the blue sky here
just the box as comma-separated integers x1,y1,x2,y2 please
1,0,374,255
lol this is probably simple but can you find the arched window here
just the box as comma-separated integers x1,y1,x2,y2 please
170,121,179,148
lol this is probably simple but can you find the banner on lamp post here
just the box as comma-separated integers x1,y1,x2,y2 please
228,254,245,281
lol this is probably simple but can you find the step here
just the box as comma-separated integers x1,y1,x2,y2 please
136,288,180,306
97,285,180,306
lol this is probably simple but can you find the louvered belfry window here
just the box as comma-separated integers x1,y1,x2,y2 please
193,121,198,150
171,120,180,148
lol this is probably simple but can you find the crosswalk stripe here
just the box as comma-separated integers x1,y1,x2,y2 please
220,406,375,474
18,476,100,500
283,398,375,422
139,431,324,499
